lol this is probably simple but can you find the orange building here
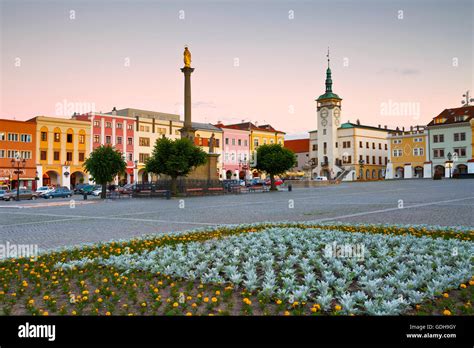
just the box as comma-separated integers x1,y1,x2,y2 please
0,119,38,190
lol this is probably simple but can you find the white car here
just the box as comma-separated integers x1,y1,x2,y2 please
313,176,328,181
36,186,54,195
92,188,109,196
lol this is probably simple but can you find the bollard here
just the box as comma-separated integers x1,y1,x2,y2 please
288,184,292,192
166,190,171,200
83,193,87,200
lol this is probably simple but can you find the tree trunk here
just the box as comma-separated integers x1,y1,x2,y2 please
101,183,107,199
270,173,277,191
170,177,178,196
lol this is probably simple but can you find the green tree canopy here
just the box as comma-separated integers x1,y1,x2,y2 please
83,145,126,198
145,137,208,195
254,144,296,191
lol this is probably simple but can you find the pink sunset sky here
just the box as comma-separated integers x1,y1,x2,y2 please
0,0,472,138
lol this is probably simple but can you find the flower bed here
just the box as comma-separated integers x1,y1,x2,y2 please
0,222,473,316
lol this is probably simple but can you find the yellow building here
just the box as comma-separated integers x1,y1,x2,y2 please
29,116,91,188
386,126,429,179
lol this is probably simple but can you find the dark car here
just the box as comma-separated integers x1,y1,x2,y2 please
42,187,73,199
3,189,39,201
73,183,88,194
81,185,99,195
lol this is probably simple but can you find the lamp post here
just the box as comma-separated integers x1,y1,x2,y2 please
358,159,365,180
11,157,26,201
446,152,452,178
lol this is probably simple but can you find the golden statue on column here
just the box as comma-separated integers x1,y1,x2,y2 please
184,46,192,67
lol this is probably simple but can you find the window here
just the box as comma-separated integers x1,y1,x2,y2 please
116,123,123,129
366,142,369,148
244,140,248,147
105,122,112,128
323,142,327,155
384,144,388,150
157,127,167,135
79,152,85,162
117,136,122,144
93,120,100,127
225,138,229,145
433,134,444,143
54,133,60,142
335,142,338,148
238,139,242,146
66,152,73,161
342,141,351,148
393,149,403,157
20,134,32,142
359,141,363,148
7,150,19,158
54,151,60,161
312,144,317,151
40,151,47,161
366,155,370,164
453,147,466,157
105,136,111,144
94,135,100,143
232,138,235,146
127,137,133,145
139,137,150,146
372,156,375,164
322,129,326,135
127,124,133,130
359,155,363,162
393,139,402,144
263,139,267,145
379,156,382,165
254,138,259,148
414,137,423,143
20,151,32,159
139,153,150,163
378,143,382,149
67,133,73,143
0,132,4,141
413,148,424,156
454,133,466,141
8,133,19,141
433,149,444,158
79,134,85,144
139,125,150,132
127,153,133,161
0,150,4,158
385,157,388,165
372,143,375,149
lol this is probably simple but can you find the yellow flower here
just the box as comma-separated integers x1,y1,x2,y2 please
141,302,147,307
203,297,209,303
443,309,451,316
284,311,290,316
460,284,467,289
94,289,100,294
106,311,111,316
186,312,192,316
211,297,218,303
192,303,197,308
102,278,108,283
215,291,220,295
43,295,49,301
43,311,49,316
243,298,252,305
469,280,474,286
173,302,179,308
82,290,89,295
276,299,282,305
71,310,77,315
187,296,192,301
335,305,342,311
97,298,103,303
311,307,317,313
442,293,449,298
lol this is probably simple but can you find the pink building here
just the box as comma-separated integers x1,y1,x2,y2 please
73,108,136,184
215,122,250,180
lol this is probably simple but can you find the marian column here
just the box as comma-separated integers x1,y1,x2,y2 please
180,46,196,140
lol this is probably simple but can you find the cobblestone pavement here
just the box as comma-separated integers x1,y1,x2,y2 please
0,179,473,252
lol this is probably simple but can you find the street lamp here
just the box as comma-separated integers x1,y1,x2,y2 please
11,157,26,201
446,152,453,178
358,159,365,180
461,90,474,106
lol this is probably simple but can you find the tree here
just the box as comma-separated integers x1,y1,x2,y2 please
254,144,296,191
145,137,208,196
83,145,126,199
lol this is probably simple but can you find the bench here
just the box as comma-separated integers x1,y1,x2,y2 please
132,189,170,199
185,188,204,196
207,187,225,195
106,191,132,199
248,185,269,193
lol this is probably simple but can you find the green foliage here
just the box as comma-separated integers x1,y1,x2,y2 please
83,145,126,198
146,137,207,179
254,144,296,190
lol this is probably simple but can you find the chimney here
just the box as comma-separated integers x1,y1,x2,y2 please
356,119,360,125
410,126,413,131
112,107,117,115
402,126,405,131
378,124,381,128
384,125,387,129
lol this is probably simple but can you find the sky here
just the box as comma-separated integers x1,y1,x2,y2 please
0,0,472,138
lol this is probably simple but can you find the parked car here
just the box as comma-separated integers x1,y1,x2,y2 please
36,186,54,196
3,189,39,201
73,183,88,194
81,185,100,195
92,188,109,196
0,190,9,199
264,178,284,186
118,184,134,193
42,187,73,199
313,176,328,181
239,180,246,187
247,178,266,187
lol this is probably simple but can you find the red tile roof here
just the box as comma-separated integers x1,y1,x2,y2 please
284,138,309,153
428,105,474,126
223,122,285,134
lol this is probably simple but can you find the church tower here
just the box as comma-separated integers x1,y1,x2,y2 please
316,49,342,179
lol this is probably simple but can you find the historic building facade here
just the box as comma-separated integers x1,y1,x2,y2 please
0,119,37,190
284,138,310,172
309,56,392,181
426,105,474,177
73,108,136,184
29,116,90,188
385,126,430,179
215,123,250,180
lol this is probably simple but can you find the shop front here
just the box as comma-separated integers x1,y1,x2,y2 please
0,167,38,191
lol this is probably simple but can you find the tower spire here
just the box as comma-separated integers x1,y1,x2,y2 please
327,46,330,68
325,47,332,93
